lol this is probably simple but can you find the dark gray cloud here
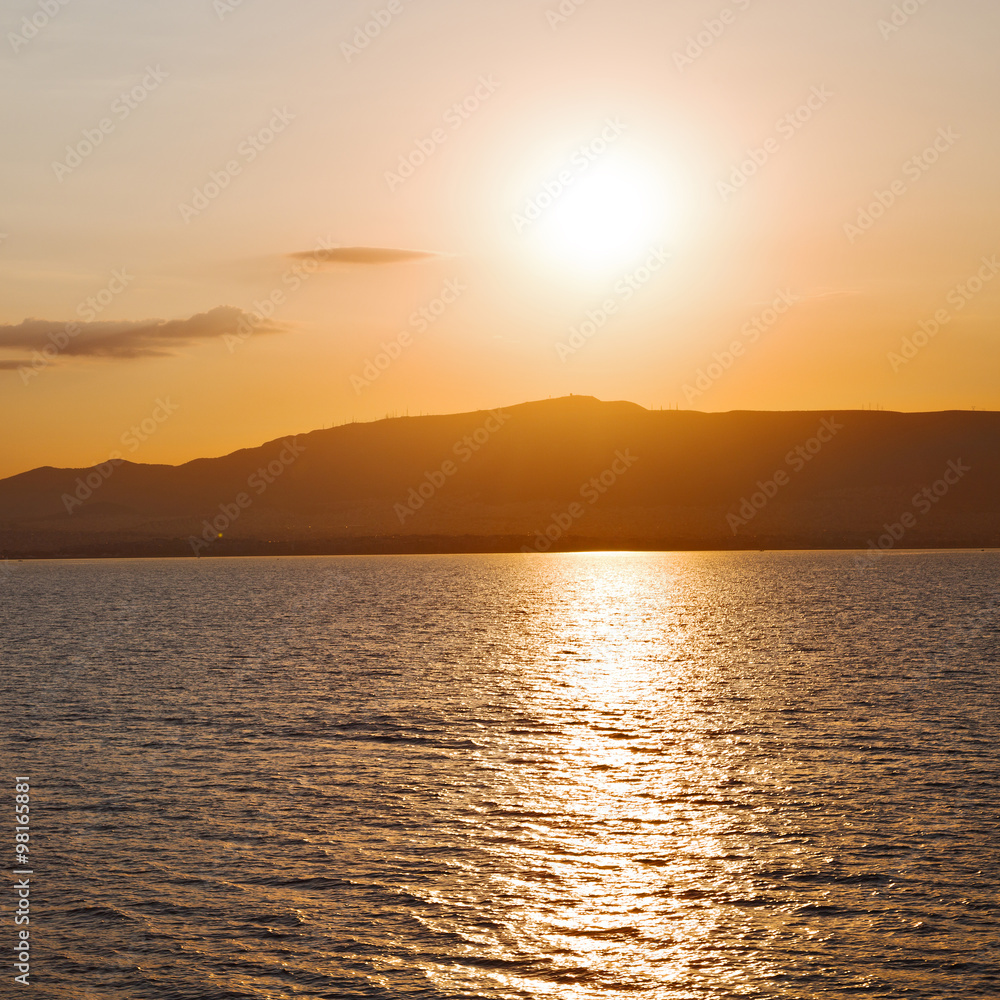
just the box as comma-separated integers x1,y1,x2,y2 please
288,246,441,265
0,306,286,363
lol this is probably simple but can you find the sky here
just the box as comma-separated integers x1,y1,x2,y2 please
1,0,998,478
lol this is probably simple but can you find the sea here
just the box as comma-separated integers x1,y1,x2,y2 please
1,551,998,999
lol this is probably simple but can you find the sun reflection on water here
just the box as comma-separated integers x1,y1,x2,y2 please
415,553,787,998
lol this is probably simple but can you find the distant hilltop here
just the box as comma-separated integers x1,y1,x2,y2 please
1,396,997,557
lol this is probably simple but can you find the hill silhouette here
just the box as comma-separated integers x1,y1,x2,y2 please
1,396,997,557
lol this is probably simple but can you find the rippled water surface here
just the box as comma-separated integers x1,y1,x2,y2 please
2,552,999,999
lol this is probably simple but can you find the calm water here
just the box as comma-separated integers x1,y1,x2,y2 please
1,552,998,999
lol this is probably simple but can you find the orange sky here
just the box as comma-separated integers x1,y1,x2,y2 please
2,0,999,478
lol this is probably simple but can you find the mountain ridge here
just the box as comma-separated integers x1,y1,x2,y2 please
2,396,997,557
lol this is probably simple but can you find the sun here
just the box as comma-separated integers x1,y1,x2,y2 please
530,154,670,275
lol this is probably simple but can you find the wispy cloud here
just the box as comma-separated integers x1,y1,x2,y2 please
288,246,444,266
0,306,286,364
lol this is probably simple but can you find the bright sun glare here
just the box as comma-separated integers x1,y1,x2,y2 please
531,155,669,275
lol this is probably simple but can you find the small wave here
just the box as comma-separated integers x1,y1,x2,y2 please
63,903,140,923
